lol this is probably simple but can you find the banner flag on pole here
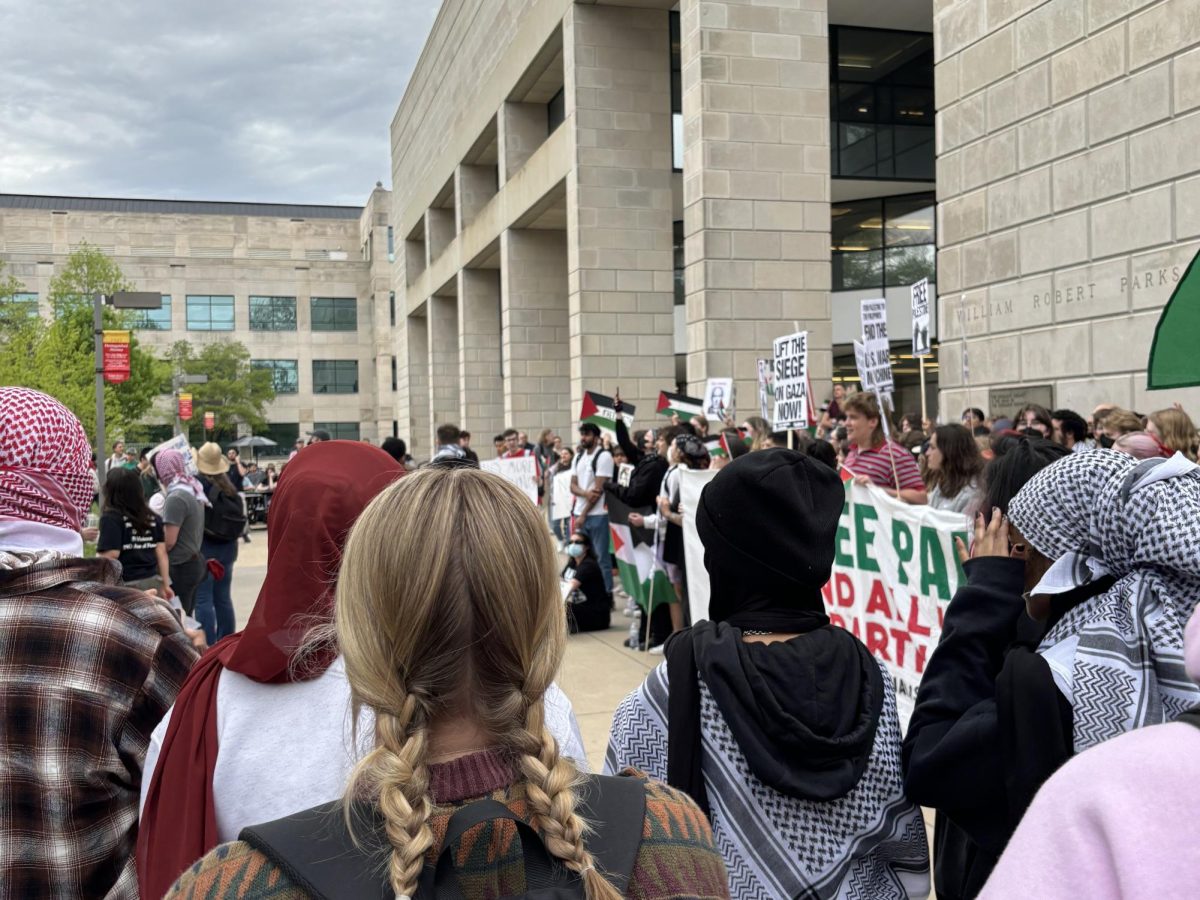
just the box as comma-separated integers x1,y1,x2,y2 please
102,330,131,384
1147,248,1200,389
579,391,635,436
606,493,673,614
656,391,704,421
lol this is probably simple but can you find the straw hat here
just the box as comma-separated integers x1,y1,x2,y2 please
195,441,231,475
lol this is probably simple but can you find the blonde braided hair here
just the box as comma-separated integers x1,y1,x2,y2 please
336,467,623,899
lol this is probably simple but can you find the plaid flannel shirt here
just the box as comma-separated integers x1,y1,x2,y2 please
0,552,198,899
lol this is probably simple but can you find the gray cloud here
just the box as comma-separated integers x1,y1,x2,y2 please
0,0,439,204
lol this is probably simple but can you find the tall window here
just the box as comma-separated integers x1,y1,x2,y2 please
670,11,682,172
830,27,934,180
391,356,398,391
260,422,300,449
832,192,935,291
387,226,395,262
312,359,359,394
310,296,357,332
132,294,172,330
251,359,299,394
249,295,297,331
185,295,235,331
313,421,360,441
389,291,396,327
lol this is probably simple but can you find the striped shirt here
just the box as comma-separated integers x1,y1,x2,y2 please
845,440,925,492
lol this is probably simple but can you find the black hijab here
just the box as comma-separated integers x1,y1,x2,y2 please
666,450,885,813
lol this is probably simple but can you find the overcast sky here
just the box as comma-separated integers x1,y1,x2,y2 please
0,0,438,205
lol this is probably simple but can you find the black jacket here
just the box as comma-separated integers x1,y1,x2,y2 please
605,416,667,509
902,557,1072,900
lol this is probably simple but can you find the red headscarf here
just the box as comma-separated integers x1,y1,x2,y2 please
136,441,403,898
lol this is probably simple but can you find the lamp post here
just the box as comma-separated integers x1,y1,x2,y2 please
93,292,161,481
174,373,209,438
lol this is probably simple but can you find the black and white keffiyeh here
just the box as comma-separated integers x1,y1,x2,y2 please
1008,449,1200,752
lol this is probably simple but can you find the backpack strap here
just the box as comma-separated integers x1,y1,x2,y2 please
240,800,391,900
239,773,647,899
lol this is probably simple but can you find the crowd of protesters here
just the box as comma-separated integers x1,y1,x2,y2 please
3,380,1200,899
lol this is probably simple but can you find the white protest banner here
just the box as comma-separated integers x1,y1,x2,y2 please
860,298,894,396
703,378,734,420
148,434,199,475
680,467,717,625
771,330,810,430
910,278,931,357
550,470,574,521
480,457,540,505
756,358,772,421
682,474,970,730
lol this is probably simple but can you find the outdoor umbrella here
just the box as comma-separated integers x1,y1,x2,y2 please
229,435,278,461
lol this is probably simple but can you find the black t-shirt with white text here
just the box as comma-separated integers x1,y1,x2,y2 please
97,510,165,582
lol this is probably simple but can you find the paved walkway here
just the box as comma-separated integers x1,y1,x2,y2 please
230,528,655,771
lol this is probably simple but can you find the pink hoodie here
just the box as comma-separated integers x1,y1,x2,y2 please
980,607,1200,899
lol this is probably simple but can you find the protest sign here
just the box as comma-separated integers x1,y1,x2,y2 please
680,468,716,625
859,298,894,396
480,457,540,505
147,434,199,475
771,330,809,430
910,278,931,357
756,358,772,421
550,470,573,521
682,474,969,729
656,390,704,421
704,378,734,420
579,391,635,436
607,494,673,614
617,463,634,487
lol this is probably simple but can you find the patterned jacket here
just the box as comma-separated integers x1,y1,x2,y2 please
166,775,729,899
0,551,198,899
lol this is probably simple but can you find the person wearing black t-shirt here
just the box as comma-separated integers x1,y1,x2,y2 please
97,467,173,597
561,531,610,634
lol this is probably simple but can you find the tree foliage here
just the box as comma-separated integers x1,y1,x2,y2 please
168,340,276,441
0,245,171,441
0,260,33,336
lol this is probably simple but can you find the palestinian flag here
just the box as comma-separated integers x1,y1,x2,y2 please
607,494,674,614
656,391,704,421
579,391,636,436
705,435,726,459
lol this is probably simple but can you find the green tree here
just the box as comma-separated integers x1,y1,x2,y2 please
0,260,33,335
168,340,276,441
0,245,171,440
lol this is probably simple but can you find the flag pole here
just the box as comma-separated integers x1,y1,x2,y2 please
879,391,902,494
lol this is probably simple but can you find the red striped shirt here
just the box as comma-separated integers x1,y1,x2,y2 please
844,440,924,492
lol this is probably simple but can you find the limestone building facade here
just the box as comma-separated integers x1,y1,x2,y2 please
934,0,1200,418
0,187,397,445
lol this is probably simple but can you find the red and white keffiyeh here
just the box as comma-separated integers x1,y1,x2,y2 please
0,387,94,532
154,448,210,506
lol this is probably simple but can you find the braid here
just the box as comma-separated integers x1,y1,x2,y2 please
514,699,623,900
346,693,435,899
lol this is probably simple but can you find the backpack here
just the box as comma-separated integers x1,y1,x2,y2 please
240,773,646,899
203,482,247,542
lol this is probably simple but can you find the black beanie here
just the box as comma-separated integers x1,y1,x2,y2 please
697,448,845,619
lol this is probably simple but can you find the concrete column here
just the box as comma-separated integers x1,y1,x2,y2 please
500,228,571,438
404,312,430,456
457,164,499,232
499,102,549,184
427,292,461,437
564,3,677,421
458,268,505,438
679,0,832,409
425,208,455,266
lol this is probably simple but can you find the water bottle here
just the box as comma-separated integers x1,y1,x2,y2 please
628,608,642,649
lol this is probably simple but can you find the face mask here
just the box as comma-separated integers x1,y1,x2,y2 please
567,543,585,559
1099,434,1115,448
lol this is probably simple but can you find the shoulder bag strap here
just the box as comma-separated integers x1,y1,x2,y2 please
1175,705,1200,731
572,773,647,893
